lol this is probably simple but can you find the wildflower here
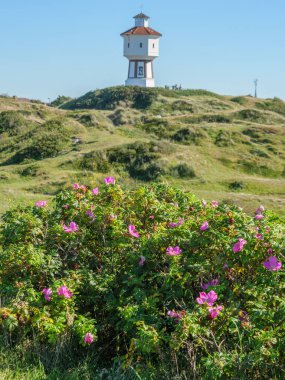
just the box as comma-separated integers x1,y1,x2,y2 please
149,215,155,219
263,256,282,271
200,221,209,231
138,256,146,266
104,177,115,185
166,246,182,256
202,279,219,290
233,238,247,253
63,204,69,209
129,224,140,238
167,310,186,321
169,218,184,228
42,288,52,302
255,214,264,220
63,222,78,233
84,333,94,344
202,200,207,207
92,187,99,195
73,183,80,189
35,200,47,208
57,286,73,298
267,248,273,254
255,233,263,240
86,209,95,219
211,201,219,208
255,205,265,214
208,305,223,319
196,290,218,306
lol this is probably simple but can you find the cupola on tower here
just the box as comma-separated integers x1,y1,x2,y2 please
121,13,162,87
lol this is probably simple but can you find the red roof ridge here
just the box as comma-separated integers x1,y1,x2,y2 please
121,26,162,37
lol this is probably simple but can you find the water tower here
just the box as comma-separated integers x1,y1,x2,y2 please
121,13,162,87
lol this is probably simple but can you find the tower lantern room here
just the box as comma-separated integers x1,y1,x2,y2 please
121,13,162,87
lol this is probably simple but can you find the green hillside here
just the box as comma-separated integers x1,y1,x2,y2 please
0,87,284,216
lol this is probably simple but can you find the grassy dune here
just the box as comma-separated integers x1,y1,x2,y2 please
0,88,284,216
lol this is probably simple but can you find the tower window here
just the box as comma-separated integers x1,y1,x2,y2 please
153,43,155,48
128,43,130,48
140,42,143,48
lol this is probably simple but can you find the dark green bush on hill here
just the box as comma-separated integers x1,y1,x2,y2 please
107,142,165,181
171,127,206,145
62,86,158,111
0,111,28,136
50,95,72,108
256,97,285,116
169,163,196,178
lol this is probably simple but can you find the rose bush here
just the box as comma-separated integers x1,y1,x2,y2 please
0,181,284,378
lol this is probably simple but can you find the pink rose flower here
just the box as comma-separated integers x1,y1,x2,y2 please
104,177,115,185
73,183,80,189
255,205,265,214
263,256,282,271
86,210,95,219
84,332,94,344
200,221,209,231
57,286,73,298
208,305,223,319
267,248,273,254
35,200,47,208
167,310,185,321
196,290,218,306
129,224,140,238
255,214,264,220
63,222,78,233
169,218,184,228
166,246,182,256
233,238,247,253
138,256,146,266
42,288,52,302
92,187,99,195
211,201,219,208
202,279,219,290
255,233,263,240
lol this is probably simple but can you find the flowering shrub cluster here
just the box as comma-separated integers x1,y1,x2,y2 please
0,181,284,378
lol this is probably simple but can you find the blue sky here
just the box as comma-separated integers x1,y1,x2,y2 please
0,0,284,101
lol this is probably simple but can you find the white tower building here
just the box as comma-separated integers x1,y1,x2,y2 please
121,13,162,87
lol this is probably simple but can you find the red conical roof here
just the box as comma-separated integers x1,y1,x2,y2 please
121,26,162,36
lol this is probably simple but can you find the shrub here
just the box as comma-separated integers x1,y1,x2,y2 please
169,163,196,178
256,97,285,116
62,86,158,110
229,181,245,190
171,127,206,145
50,95,72,108
0,111,28,136
0,182,284,378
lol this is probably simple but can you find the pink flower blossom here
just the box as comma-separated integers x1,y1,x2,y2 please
169,218,184,228
149,215,155,219
104,177,115,185
196,290,218,306
167,310,186,321
202,200,207,207
84,333,94,344
255,233,263,240
63,204,69,209
92,187,99,195
233,238,247,253
42,288,52,302
166,246,182,256
208,305,223,319
57,286,73,298
129,224,140,238
202,279,219,290
63,222,78,233
211,201,219,208
139,256,146,266
267,248,273,254
73,183,80,189
255,214,264,220
35,200,47,208
263,256,282,271
86,210,95,219
255,205,265,214
200,221,209,231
